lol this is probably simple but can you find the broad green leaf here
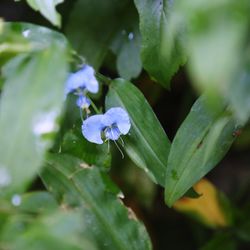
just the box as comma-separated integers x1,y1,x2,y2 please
25,0,63,27
61,128,111,170
0,191,96,249
134,0,186,87
0,24,69,194
66,0,130,69
165,96,237,206
41,154,152,250
105,79,170,186
1,210,95,250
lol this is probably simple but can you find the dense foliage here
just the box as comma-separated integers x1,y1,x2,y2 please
0,0,250,249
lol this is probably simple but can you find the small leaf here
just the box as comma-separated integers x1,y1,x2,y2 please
165,95,237,206
105,79,170,186
134,0,186,87
41,154,152,250
26,0,63,27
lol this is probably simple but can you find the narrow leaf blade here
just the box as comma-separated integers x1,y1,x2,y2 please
105,79,170,186
165,96,236,206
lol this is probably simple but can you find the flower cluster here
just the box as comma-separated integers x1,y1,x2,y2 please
65,65,131,145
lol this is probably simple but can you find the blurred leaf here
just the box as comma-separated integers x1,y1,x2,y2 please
0,23,69,195
228,67,250,124
116,28,142,80
165,95,237,206
23,0,63,27
105,78,170,186
172,1,250,124
172,1,249,92
41,154,152,250
0,22,68,66
66,0,130,69
134,0,186,87
174,179,230,228
200,232,237,250
18,192,58,213
1,210,95,250
110,6,142,80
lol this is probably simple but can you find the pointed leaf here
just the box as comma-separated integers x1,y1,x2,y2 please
134,0,186,87
25,0,63,27
165,96,237,206
105,79,170,186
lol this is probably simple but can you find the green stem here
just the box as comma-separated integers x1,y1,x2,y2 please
95,72,112,86
90,100,101,114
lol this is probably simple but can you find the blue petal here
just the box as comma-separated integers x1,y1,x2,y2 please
65,65,99,95
65,70,86,95
82,115,105,144
76,95,91,109
83,65,99,94
103,107,131,135
105,126,121,141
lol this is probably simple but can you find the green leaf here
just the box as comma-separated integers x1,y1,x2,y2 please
0,22,68,65
1,210,95,250
116,29,142,80
228,66,250,124
110,7,142,80
25,0,63,27
134,0,186,87
165,95,237,206
172,1,250,121
105,79,170,186
66,0,130,69
18,192,58,213
0,23,69,194
61,128,111,170
41,154,152,250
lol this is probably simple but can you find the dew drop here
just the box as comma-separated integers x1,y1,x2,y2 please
117,191,125,199
12,194,22,206
128,32,134,40
0,166,12,188
22,29,30,38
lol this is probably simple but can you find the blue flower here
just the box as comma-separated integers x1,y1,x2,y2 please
65,65,99,96
82,107,131,144
76,95,91,109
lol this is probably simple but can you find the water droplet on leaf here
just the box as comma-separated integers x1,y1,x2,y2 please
12,194,22,206
22,29,30,38
128,32,134,40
